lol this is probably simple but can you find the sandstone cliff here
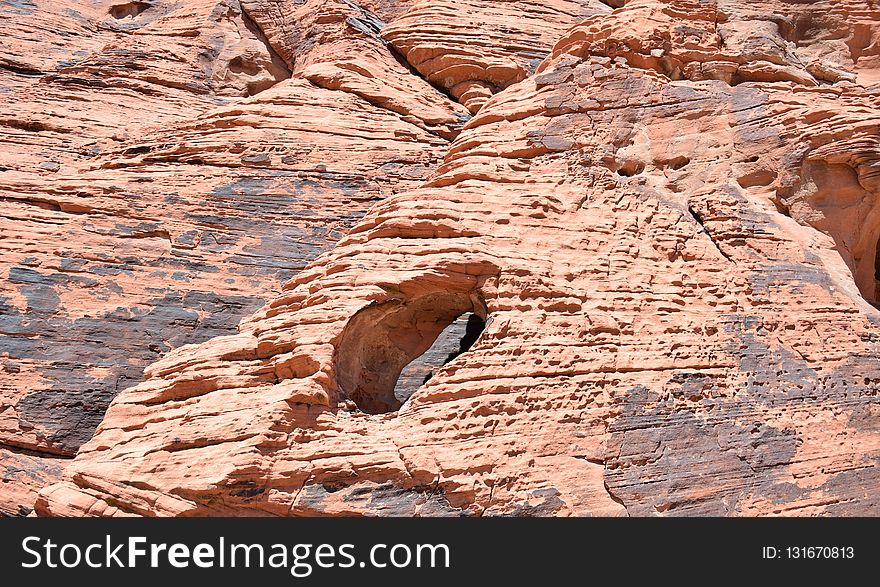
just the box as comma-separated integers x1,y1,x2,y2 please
2,0,880,516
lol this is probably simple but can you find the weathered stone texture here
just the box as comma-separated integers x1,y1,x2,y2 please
1,0,460,514
3,0,880,517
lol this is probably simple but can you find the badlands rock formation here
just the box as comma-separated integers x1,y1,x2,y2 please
1,0,467,515
2,0,880,516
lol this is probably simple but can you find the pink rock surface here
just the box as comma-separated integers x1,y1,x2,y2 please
382,0,613,112
0,0,460,515
4,0,880,517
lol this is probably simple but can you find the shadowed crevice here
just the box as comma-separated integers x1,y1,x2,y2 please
394,312,486,404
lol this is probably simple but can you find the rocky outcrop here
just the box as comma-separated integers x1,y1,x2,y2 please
1,0,464,515
3,0,880,516
23,0,880,517
381,0,613,113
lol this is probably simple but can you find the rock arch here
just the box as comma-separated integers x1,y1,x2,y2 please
335,291,488,414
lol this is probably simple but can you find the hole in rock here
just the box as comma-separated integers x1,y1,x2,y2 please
737,168,777,188
657,155,690,171
336,292,487,414
109,2,151,19
229,56,261,76
123,145,151,156
668,156,690,170
394,313,485,403
615,160,645,177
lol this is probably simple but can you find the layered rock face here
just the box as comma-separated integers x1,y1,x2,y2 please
3,0,880,516
1,0,465,515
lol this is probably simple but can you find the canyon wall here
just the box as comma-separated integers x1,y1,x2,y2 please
2,0,880,516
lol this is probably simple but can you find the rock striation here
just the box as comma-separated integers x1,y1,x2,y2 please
381,0,613,112
3,0,880,516
1,0,462,515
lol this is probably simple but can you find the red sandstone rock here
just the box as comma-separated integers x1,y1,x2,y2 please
1,0,460,515
382,0,613,112
4,0,880,517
